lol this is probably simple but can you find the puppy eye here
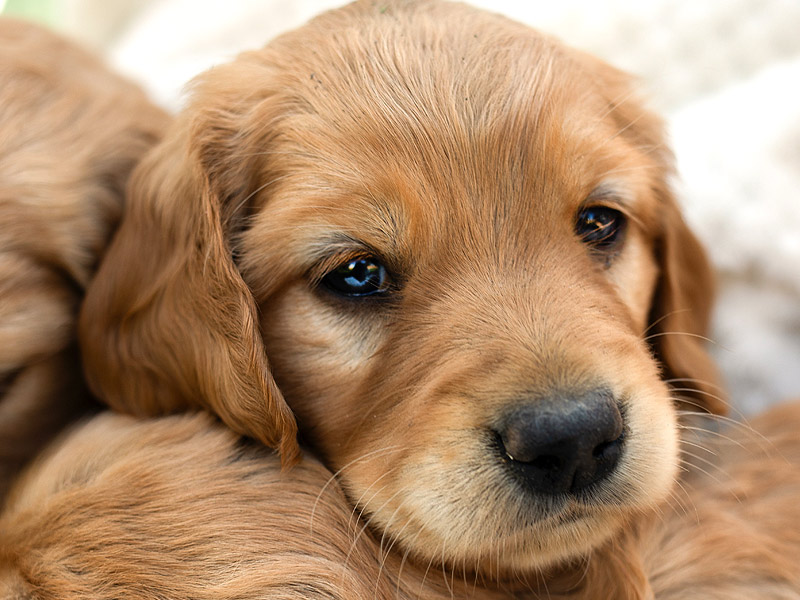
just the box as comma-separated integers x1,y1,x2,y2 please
575,206,627,250
321,257,392,297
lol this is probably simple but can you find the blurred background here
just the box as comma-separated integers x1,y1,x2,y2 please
3,0,799,416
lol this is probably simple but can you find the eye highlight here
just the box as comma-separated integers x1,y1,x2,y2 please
321,257,392,297
575,206,627,251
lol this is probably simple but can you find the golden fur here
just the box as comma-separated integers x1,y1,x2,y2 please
3,1,798,598
78,0,724,575
0,18,168,499
3,405,800,599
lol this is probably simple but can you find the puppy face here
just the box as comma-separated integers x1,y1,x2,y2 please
239,24,674,570
81,0,723,576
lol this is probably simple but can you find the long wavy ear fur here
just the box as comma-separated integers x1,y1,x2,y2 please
80,72,299,463
648,199,727,415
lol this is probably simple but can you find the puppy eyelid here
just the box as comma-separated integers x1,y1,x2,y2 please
584,184,645,230
307,253,359,285
306,242,398,286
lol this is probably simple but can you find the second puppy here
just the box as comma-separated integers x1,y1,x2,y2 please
0,17,168,499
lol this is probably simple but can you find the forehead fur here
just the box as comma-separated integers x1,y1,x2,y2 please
184,0,670,294
187,0,668,181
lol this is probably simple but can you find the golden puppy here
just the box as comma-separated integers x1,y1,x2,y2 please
3,404,800,599
73,0,730,580
5,4,799,594
0,19,169,499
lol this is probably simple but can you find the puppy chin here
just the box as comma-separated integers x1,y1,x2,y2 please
377,496,630,576
350,406,678,577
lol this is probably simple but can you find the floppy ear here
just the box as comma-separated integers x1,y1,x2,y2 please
575,53,728,416
648,196,728,416
79,76,299,463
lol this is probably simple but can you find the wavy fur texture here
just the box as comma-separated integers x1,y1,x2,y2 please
0,18,168,499
2,1,798,598
3,405,800,599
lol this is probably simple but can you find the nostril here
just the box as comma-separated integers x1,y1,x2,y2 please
592,444,607,458
592,431,624,459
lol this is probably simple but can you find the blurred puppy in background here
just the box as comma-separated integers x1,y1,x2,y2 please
0,18,168,499
2,1,799,599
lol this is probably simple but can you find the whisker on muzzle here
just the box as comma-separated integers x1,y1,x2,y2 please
310,444,401,536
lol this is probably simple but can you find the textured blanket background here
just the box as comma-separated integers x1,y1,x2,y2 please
8,0,799,416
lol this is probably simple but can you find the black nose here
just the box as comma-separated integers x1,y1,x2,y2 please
498,389,624,495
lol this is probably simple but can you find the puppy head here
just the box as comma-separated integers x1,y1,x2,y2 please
81,0,724,576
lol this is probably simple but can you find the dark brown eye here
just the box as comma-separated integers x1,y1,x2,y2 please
321,257,391,297
575,206,627,250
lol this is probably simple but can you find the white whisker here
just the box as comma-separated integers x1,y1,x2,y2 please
310,445,400,536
